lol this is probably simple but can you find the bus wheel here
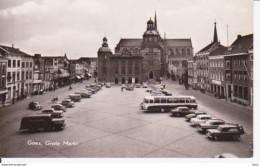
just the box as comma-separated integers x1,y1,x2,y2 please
160,108,165,113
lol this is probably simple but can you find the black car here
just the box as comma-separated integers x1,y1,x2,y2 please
206,124,244,141
28,101,42,110
170,107,196,117
19,114,66,132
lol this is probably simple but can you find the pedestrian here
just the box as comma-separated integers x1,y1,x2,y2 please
121,87,123,92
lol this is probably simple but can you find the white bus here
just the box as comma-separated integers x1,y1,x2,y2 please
140,95,198,112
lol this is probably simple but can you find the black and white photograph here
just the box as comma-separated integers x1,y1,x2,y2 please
0,0,258,165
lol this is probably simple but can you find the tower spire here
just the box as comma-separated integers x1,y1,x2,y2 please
213,22,218,43
154,10,157,31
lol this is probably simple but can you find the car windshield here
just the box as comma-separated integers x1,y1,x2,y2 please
34,102,39,105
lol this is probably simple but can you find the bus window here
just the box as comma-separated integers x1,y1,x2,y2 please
161,98,166,103
173,98,179,103
167,98,173,103
149,99,154,103
186,98,190,103
180,98,185,103
190,99,196,103
144,99,149,103
154,98,160,103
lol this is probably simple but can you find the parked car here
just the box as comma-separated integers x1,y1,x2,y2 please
126,85,134,91
75,91,91,98
39,89,44,95
206,124,244,141
86,84,91,88
190,114,213,126
160,90,172,96
135,84,141,88
142,83,148,88
185,111,207,122
170,107,196,117
69,94,81,102
197,119,226,133
86,88,96,94
106,83,111,88
61,99,74,108
145,89,153,92
41,109,63,118
51,104,67,112
213,153,238,158
80,90,92,97
90,83,96,87
150,91,164,96
28,101,42,110
19,114,65,132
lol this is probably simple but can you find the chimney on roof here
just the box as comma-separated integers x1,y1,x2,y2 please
34,54,41,58
237,34,242,39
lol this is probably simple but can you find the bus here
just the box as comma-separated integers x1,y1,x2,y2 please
140,95,198,112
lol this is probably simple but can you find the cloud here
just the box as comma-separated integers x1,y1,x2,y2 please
0,0,253,58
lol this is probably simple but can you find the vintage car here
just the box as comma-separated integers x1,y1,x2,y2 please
19,114,65,132
213,153,238,158
105,83,111,88
185,111,207,122
206,124,245,141
160,90,172,96
126,85,134,91
28,101,42,110
61,99,74,107
170,106,196,117
190,114,213,126
150,91,164,96
51,104,67,112
41,108,63,118
135,84,141,88
197,119,226,132
142,83,148,88
39,89,44,95
69,94,81,102
145,89,153,92
75,91,91,98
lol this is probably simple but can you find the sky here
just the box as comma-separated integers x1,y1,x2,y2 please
0,0,253,59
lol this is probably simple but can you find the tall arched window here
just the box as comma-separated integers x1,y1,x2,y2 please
182,48,186,55
128,60,132,74
121,60,125,74
171,48,175,56
187,48,191,55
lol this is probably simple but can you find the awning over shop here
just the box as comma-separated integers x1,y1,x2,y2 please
58,69,70,78
32,80,44,84
76,75,81,79
0,90,8,95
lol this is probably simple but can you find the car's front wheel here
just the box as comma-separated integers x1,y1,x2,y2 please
214,136,219,141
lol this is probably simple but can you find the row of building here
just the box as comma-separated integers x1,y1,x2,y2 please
0,45,97,107
187,23,253,107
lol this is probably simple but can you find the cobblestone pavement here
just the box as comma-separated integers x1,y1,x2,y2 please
0,79,253,158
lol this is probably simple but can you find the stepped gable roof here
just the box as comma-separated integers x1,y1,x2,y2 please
0,45,32,57
209,45,227,56
166,39,192,47
117,38,143,47
226,34,253,54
